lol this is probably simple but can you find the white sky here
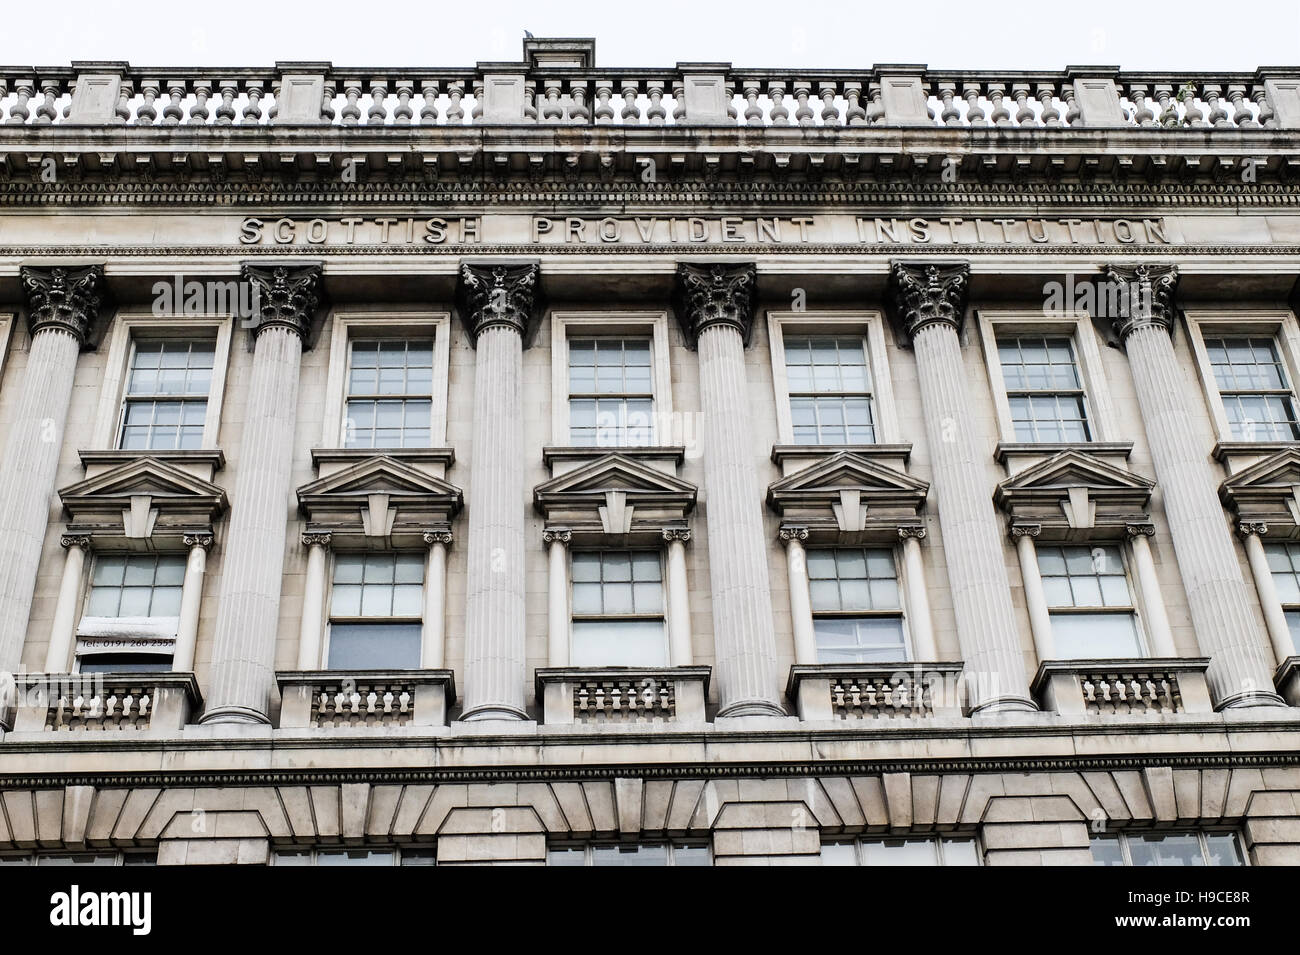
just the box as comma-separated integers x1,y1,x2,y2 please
16,0,1300,71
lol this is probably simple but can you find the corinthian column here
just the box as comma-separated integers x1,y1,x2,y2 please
676,263,783,716
0,265,107,676
889,262,1035,713
201,264,324,724
1102,264,1284,707
456,262,541,720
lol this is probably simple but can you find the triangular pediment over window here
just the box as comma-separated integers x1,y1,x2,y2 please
766,451,929,538
1219,447,1300,528
533,453,696,540
994,449,1154,534
59,456,228,544
297,455,463,546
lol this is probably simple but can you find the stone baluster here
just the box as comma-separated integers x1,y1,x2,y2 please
541,81,563,122
114,81,132,124
320,81,337,122
544,528,571,668
471,81,484,122
1154,84,1177,126
35,80,59,124
172,533,213,673
243,81,265,124
213,81,237,125
341,82,362,124
0,266,108,676
568,82,590,123
620,82,641,125
937,84,960,126
646,81,667,125
888,262,1035,713
1203,85,1228,127
135,80,159,125
446,82,465,124
675,263,784,717
1128,84,1155,126
1037,83,1062,126
1100,264,1284,707
268,80,280,122
743,82,763,125
793,82,814,125
844,82,867,125
188,81,211,124
162,80,185,124
43,535,91,673
963,84,986,126
1012,83,1035,126
1062,84,1080,125
672,81,686,123
1180,83,1205,126
419,81,440,125
1227,85,1256,128
7,79,33,124
593,81,614,124
200,264,325,724
393,81,414,124
367,80,389,125
523,81,538,121
296,531,332,670
455,262,543,721
767,81,788,125
1253,86,1276,129
866,83,885,125
988,83,1011,126
819,82,839,125
422,529,453,668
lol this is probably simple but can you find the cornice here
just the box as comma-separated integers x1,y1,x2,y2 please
0,749,1296,789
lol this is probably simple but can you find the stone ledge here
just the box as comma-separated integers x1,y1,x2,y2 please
771,443,911,467
8,671,202,733
786,662,965,721
310,447,456,469
534,666,710,725
542,445,685,467
1031,657,1213,717
994,441,1133,465
276,669,456,729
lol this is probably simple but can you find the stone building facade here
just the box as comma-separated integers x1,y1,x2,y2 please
1,41,1300,865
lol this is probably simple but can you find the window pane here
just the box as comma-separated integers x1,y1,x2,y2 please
1090,834,1125,866
547,847,586,867
1050,612,1142,658
820,842,858,866
326,623,421,670
571,620,667,667
1128,832,1202,867
589,845,668,867
860,838,940,866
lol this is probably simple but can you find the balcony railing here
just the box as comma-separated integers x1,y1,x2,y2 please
7,671,201,732
1032,658,1213,717
276,669,455,729
2,55,1296,131
787,663,965,721
535,666,710,725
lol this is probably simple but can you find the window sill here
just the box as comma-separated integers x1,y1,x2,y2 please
771,443,911,470
311,447,455,472
535,665,710,725
542,445,685,471
78,448,226,482
786,662,964,721
1031,657,1213,717
994,441,1133,465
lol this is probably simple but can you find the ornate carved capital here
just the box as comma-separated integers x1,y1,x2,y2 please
887,261,969,342
542,527,572,546
20,265,110,346
183,532,215,550
778,525,810,543
1100,264,1179,342
423,529,454,546
1236,520,1268,539
1125,522,1157,538
661,527,692,543
897,524,927,541
241,263,326,343
1009,522,1041,539
456,261,543,345
673,262,757,347
301,531,333,549
59,533,92,550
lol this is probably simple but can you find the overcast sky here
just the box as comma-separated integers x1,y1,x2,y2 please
18,0,1300,71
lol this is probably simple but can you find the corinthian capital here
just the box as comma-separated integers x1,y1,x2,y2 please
1100,264,1179,342
241,263,326,344
456,261,543,345
20,264,110,346
673,262,757,347
887,261,970,342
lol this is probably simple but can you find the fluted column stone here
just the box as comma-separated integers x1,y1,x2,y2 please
0,265,107,676
676,263,783,716
201,264,324,724
889,262,1035,713
1102,264,1284,707
456,262,541,721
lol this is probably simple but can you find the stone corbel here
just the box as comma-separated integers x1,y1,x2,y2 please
362,492,396,538
831,488,867,533
598,490,634,534
1061,486,1096,529
123,494,159,539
